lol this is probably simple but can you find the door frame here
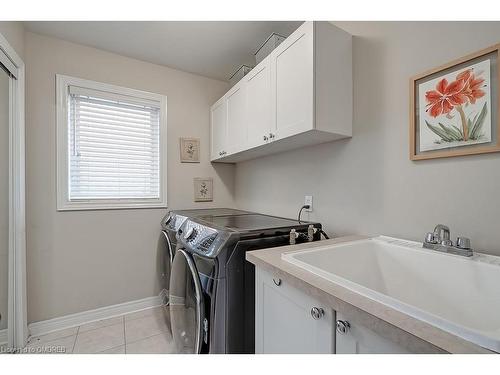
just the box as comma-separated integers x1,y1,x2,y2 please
0,31,27,350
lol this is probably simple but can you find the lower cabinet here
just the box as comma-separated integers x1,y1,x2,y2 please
255,267,335,354
255,266,412,354
335,312,411,354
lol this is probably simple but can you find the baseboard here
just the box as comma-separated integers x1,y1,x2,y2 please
0,328,6,345
28,293,164,338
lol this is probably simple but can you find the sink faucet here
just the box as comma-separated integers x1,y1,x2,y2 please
433,224,452,246
423,224,473,257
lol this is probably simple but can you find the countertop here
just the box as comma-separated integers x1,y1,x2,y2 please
246,235,493,354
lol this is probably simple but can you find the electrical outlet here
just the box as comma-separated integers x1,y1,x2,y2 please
304,195,313,212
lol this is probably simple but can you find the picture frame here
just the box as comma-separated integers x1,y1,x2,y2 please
193,178,213,202
410,44,500,160
180,137,200,163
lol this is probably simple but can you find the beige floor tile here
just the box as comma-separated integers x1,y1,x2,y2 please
124,312,170,343
98,345,125,354
27,327,79,345
123,306,165,322
79,316,124,333
24,335,76,354
73,323,124,354
126,333,174,354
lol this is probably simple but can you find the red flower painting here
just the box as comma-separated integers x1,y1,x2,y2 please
424,68,488,142
425,78,466,117
457,69,486,104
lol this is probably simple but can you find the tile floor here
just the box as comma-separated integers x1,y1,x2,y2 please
24,306,175,354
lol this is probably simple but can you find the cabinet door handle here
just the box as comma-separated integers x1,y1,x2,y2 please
269,133,275,139
263,135,269,141
336,320,351,334
310,307,325,320
272,278,281,286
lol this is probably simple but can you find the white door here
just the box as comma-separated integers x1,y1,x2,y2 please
225,81,247,154
335,313,411,354
271,21,314,140
0,39,27,350
255,267,334,354
246,57,272,148
0,59,10,349
210,98,227,160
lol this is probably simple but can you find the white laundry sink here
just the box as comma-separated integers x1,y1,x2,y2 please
282,236,500,352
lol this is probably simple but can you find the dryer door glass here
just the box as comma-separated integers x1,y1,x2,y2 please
169,249,205,354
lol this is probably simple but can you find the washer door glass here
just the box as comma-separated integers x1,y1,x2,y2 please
169,249,205,354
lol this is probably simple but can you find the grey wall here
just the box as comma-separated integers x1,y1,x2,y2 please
0,22,25,59
25,32,233,323
235,22,500,256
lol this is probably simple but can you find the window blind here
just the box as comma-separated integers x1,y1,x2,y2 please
68,87,161,201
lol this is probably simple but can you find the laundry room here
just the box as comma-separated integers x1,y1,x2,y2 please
1,1,500,374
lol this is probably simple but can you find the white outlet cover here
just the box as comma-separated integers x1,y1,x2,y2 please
304,195,313,212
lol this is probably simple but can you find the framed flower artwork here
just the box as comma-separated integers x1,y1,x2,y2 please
410,44,500,160
180,137,200,163
193,177,213,202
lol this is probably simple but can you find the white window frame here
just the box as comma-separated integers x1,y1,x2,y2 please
56,74,168,211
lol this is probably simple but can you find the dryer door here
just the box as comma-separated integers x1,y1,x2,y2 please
169,249,205,354
161,230,175,264
161,230,175,296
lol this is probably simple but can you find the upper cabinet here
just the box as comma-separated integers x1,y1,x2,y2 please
225,81,248,154
210,97,227,160
210,21,352,163
246,55,272,149
272,21,314,140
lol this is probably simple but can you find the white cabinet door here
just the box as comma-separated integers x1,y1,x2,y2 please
246,57,272,148
210,98,227,160
335,313,411,354
225,81,247,155
255,267,334,354
271,21,314,141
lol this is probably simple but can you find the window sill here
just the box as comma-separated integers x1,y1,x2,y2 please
56,200,168,212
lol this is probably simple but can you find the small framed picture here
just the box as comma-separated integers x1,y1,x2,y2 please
410,44,500,160
180,138,200,163
193,178,213,202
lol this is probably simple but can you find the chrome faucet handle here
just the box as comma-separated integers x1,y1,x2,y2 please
456,237,471,250
425,232,437,244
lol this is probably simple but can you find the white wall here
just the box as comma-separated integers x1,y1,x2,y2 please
24,32,233,323
235,22,500,256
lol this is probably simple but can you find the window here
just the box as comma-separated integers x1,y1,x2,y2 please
56,75,167,210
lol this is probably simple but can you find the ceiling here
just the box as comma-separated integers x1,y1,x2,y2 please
24,21,303,81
